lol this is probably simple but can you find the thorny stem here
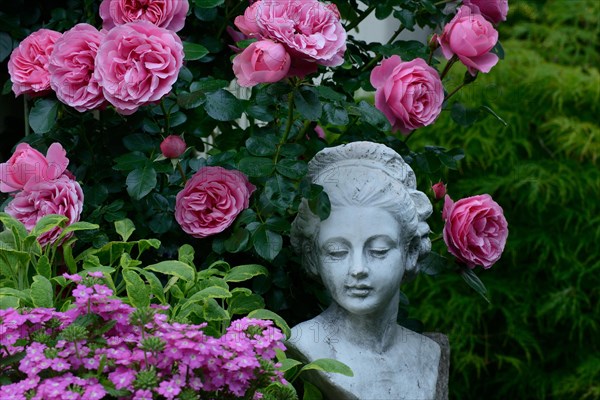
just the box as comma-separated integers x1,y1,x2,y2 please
23,97,30,136
345,4,376,31
160,100,171,134
274,91,295,163
445,82,467,101
440,56,458,80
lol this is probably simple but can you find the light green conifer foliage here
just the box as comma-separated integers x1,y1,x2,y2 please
405,1,599,398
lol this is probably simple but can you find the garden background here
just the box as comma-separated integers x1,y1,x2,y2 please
0,0,598,398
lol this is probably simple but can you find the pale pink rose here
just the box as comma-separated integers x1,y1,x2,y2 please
99,0,189,32
93,21,184,115
370,56,444,134
463,0,509,24
233,40,291,87
442,194,508,269
175,167,256,238
49,24,106,112
432,181,446,200
160,135,186,158
234,0,346,67
5,175,84,246
437,6,499,75
7,29,62,97
0,143,69,193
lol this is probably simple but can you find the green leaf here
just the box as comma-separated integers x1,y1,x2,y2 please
34,255,51,279
123,270,150,308
460,268,490,303
351,101,391,131
322,103,349,126
227,292,264,315
394,9,416,31
308,191,331,221
204,89,244,121
31,214,68,237
61,222,99,235
491,40,505,60
481,105,508,126
30,275,53,308
420,252,448,276
177,90,206,109
451,102,481,127
194,0,225,8
126,163,157,200
276,159,308,180
123,134,157,153
0,213,28,243
300,359,353,377
224,228,250,253
279,358,303,373
113,152,148,171
203,298,230,321
114,219,136,242
294,87,322,121
190,78,229,93
0,288,32,304
263,174,297,212
145,261,195,282
246,135,279,157
182,287,232,310
247,309,292,339
224,264,269,282
238,156,275,178
253,226,283,261
136,269,166,304
303,381,323,400
183,41,209,61
178,244,195,266
29,99,59,134
0,32,13,63
316,86,346,101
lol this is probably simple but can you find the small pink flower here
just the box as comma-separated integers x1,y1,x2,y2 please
8,29,62,96
233,39,291,87
94,21,184,115
99,0,189,32
463,0,509,24
432,181,446,200
314,125,326,140
175,166,256,238
370,56,444,134
160,135,187,158
437,6,499,75
49,24,106,112
5,174,84,246
0,142,69,193
442,194,508,268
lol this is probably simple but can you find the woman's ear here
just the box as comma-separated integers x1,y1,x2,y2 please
406,236,420,271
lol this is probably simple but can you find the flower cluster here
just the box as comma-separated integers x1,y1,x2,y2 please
232,0,347,87
0,142,83,246
0,273,287,399
8,0,185,114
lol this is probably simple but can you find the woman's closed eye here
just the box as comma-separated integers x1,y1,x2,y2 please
368,248,390,258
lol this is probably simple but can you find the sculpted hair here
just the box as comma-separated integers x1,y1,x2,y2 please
291,142,432,282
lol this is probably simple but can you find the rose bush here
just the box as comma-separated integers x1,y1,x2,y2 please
48,23,106,112
175,167,256,239
93,21,184,115
437,5,499,75
99,0,189,32
442,194,508,268
370,56,444,134
7,29,62,96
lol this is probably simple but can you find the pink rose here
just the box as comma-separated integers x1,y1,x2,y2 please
175,167,256,238
7,29,62,97
5,175,84,246
432,181,446,200
93,21,184,115
233,39,291,87
49,24,106,112
442,194,508,269
463,0,509,24
234,0,346,67
0,143,69,193
160,135,186,158
437,6,499,75
370,56,444,134
99,0,189,32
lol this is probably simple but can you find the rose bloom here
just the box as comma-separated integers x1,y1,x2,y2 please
49,24,106,112
5,175,84,246
94,21,184,115
234,0,346,67
437,5,499,75
175,167,255,238
370,55,444,134
7,29,62,96
463,0,509,24
233,39,291,87
442,194,508,269
99,0,189,32
0,143,69,193
160,135,186,158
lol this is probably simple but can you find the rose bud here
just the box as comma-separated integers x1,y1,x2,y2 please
160,135,187,159
432,181,447,200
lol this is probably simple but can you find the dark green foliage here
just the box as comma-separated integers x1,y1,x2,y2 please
405,1,600,398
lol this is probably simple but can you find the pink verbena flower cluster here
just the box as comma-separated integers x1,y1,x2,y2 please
0,273,286,399
7,0,186,114
232,0,347,87
0,142,83,246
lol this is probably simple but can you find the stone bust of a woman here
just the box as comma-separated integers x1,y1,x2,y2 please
288,142,447,400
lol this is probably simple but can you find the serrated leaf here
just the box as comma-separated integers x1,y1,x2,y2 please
126,164,157,200
253,226,283,261
29,99,59,134
294,87,322,121
113,152,148,171
183,41,209,60
246,135,279,157
30,275,53,308
204,89,244,121
238,156,275,177
145,261,195,282
276,159,308,180
34,255,51,279
224,264,269,282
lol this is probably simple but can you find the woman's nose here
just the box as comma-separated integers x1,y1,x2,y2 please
349,254,368,278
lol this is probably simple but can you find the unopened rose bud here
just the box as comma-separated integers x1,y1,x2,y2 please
432,181,447,200
314,125,326,140
160,135,186,159
429,34,440,52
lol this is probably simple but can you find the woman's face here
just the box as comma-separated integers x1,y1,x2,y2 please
317,206,408,315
